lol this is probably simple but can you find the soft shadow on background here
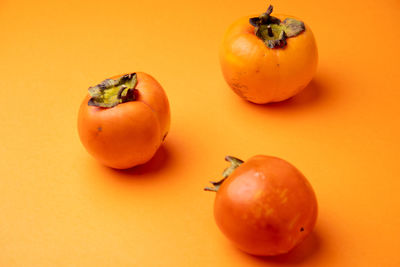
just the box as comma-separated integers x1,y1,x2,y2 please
114,145,171,177
265,80,325,110
229,72,336,116
105,142,175,182
86,142,175,186
92,131,194,185
257,231,321,264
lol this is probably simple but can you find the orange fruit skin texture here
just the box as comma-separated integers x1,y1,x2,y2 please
220,15,318,104
78,72,170,169
214,155,318,256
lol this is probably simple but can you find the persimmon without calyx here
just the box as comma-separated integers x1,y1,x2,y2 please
219,5,318,104
205,155,318,256
78,72,170,169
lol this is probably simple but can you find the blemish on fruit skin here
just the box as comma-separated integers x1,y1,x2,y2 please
162,132,168,141
254,172,266,180
264,207,274,216
288,214,300,230
300,227,304,232
252,205,263,219
279,188,288,204
253,190,263,199
97,127,102,132
230,82,248,97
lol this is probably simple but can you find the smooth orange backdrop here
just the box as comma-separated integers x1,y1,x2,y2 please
0,0,399,266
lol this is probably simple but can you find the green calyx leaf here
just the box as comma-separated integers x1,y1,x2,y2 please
249,5,305,49
282,18,305,37
204,156,244,192
88,73,138,108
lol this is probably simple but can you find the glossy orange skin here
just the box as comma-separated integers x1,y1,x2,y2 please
214,155,318,256
78,72,170,169
220,15,318,104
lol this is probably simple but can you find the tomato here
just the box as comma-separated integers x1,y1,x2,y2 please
78,72,170,169
219,5,318,104
205,155,318,256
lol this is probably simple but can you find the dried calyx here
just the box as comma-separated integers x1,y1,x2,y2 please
204,156,244,192
88,73,138,108
249,5,305,49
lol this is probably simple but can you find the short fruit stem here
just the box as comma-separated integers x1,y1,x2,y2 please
204,156,244,192
267,25,273,37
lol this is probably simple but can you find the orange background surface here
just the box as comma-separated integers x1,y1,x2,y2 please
1,0,400,266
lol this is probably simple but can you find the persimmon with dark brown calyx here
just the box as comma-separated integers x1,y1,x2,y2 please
220,4,318,104
78,72,170,169
205,155,318,256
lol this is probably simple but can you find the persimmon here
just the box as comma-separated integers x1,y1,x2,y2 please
78,72,170,169
219,5,318,104
205,155,318,256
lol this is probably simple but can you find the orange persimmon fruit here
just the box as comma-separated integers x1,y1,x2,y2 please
219,5,318,104
78,72,170,169
205,155,318,256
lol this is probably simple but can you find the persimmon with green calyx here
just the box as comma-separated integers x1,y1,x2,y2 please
78,72,170,169
205,155,318,256
219,4,318,104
